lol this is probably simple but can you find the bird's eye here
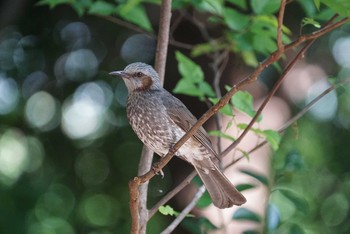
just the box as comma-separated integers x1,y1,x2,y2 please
135,72,143,78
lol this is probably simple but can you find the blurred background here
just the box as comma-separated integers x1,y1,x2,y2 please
0,0,350,233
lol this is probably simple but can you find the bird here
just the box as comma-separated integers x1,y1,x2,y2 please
110,62,246,208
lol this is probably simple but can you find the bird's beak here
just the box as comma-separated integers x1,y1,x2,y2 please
109,70,131,78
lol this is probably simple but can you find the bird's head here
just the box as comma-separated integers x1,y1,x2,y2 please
109,62,162,93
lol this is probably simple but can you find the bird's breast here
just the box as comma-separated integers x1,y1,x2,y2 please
126,93,177,156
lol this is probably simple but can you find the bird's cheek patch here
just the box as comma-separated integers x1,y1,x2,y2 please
142,76,153,89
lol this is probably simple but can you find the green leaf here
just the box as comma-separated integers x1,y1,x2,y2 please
302,17,321,28
197,0,224,15
118,5,152,31
235,183,256,192
242,51,258,67
251,0,280,14
88,1,116,15
313,0,321,10
209,97,233,116
191,43,216,57
175,51,204,82
173,79,204,97
159,205,179,216
208,130,236,142
232,208,262,223
198,82,215,97
321,0,350,17
278,189,310,214
196,190,212,208
231,91,260,120
260,129,281,151
159,205,195,217
223,8,250,31
240,169,269,186
72,0,92,16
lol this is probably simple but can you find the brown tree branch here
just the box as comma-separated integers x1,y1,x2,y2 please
155,0,173,82
129,1,173,233
277,0,287,50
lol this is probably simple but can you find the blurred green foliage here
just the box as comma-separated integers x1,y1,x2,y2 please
0,0,350,233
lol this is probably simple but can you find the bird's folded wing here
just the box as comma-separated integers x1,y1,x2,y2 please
161,90,218,159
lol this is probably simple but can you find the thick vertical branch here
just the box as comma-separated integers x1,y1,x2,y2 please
129,0,172,234
277,0,286,50
155,0,172,82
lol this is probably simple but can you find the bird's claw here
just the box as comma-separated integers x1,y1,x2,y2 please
152,163,164,178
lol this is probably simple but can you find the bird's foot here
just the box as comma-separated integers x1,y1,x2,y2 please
152,162,164,178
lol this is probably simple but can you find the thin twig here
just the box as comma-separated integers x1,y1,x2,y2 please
160,186,206,234
277,0,287,50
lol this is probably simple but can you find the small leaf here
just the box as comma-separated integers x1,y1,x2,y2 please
260,129,281,150
198,82,215,97
233,208,262,223
251,0,280,14
231,91,261,121
118,5,152,31
175,51,204,82
223,8,250,31
237,123,248,130
173,79,204,98
88,1,115,15
301,17,321,28
313,0,321,10
191,43,216,57
235,183,256,192
208,130,236,142
321,0,350,17
159,205,195,218
240,169,269,186
225,120,233,130
242,51,258,67
159,205,179,216
278,189,310,214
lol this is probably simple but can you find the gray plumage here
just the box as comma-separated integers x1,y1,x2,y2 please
110,62,246,208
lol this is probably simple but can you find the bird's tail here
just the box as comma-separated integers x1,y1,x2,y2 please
193,159,246,208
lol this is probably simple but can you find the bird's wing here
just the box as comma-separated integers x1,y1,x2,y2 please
161,90,218,158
